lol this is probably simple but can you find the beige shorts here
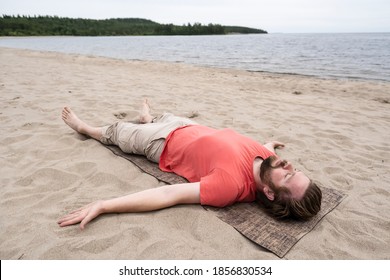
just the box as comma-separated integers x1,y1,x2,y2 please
100,113,197,163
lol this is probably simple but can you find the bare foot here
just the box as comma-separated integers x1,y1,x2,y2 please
138,98,154,124
62,107,103,140
62,107,88,134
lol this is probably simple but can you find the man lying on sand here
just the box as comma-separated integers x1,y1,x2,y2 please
58,99,322,229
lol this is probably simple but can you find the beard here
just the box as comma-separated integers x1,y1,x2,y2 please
259,155,277,186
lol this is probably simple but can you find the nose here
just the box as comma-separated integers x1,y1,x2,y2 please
282,161,293,171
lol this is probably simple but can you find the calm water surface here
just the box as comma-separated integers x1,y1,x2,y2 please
1,33,389,82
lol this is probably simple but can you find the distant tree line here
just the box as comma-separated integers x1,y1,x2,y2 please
0,15,267,36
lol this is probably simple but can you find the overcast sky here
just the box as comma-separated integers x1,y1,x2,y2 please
1,0,389,33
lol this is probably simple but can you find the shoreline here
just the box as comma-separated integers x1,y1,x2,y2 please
1,32,389,83
3,45,390,88
2,45,390,84
0,48,389,259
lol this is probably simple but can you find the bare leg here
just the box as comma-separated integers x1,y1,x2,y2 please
138,98,154,124
62,107,102,141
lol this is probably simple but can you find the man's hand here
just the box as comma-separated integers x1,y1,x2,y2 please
264,141,285,153
57,200,105,230
271,140,285,149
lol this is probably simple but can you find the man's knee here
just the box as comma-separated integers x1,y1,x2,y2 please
100,122,121,145
153,113,176,123
154,113,197,126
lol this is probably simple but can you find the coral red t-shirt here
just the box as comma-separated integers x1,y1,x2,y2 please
159,125,275,207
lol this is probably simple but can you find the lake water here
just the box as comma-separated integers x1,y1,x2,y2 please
1,33,389,82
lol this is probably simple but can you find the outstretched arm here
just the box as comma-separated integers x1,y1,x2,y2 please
263,140,285,153
57,182,200,229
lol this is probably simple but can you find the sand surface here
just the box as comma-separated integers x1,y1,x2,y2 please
0,47,389,260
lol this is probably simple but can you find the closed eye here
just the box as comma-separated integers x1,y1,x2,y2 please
285,172,296,181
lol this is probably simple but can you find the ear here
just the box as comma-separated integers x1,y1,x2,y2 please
263,186,275,201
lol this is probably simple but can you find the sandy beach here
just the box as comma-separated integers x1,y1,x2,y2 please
0,47,389,260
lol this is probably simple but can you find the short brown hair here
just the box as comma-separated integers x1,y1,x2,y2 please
257,180,322,220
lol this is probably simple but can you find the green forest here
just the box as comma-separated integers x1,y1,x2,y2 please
0,15,267,36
